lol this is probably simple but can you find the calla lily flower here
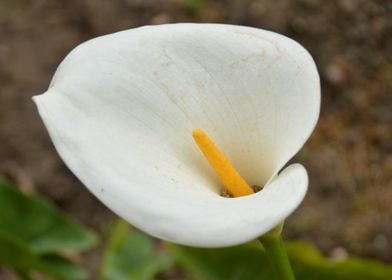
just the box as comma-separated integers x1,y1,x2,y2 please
34,23,320,248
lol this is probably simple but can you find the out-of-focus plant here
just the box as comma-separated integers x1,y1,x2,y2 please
0,179,98,280
183,0,206,15
1,180,391,279
169,240,392,280
100,219,392,280
99,220,172,280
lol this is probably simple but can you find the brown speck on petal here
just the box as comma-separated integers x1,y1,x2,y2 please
252,185,264,193
220,189,234,198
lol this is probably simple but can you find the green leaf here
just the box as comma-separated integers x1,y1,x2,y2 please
38,255,89,280
100,220,172,280
0,229,40,270
183,0,206,15
168,242,272,280
287,242,392,280
0,229,88,280
0,179,98,254
169,241,392,280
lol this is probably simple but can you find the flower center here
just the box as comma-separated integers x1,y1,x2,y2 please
192,128,254,197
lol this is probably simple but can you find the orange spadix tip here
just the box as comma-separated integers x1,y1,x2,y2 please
192,128,254,197
192,128,205,138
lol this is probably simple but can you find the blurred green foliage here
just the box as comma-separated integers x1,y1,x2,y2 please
100,220,172,280
1,178,392,280
183,0,206,16
0,179,98,279
0,180,98,254
169,241,392,280
288,242,392,279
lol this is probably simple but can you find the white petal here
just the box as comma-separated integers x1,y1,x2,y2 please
34,24,319,247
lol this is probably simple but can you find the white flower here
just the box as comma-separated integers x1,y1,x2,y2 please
33,23,320,247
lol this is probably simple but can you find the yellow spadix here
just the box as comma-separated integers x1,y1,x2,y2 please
192,128,254,197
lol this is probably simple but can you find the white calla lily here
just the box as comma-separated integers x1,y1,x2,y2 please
34,23,320,247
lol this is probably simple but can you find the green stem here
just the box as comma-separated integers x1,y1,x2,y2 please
259,226,295,280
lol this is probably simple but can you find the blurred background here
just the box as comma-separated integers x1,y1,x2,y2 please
0,0,391,277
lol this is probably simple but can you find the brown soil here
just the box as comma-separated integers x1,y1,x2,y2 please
0,0,391,274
